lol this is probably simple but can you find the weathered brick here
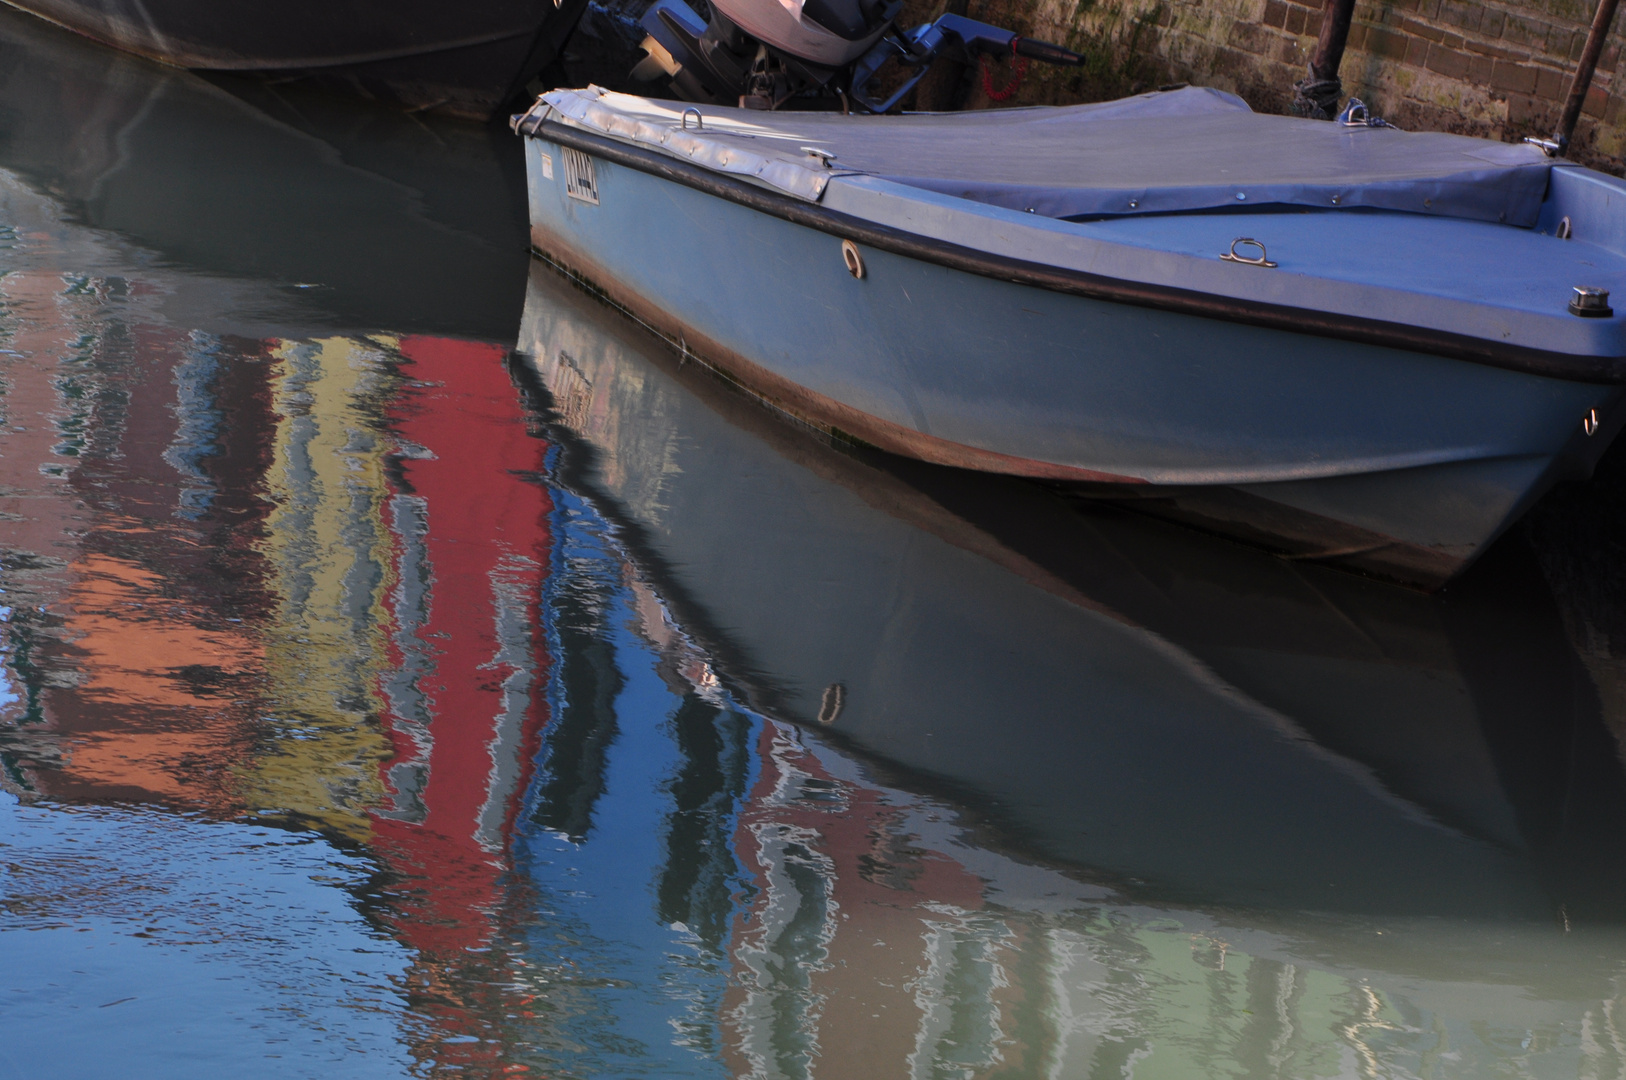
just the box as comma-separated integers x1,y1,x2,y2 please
1506,93,1556,126
1585,83,1608,116
1544,32,1578,64
1543,0,1588,23
1438,0,1482,32
1465,39,1524,60
1425,42,1472,78
1402,17,1444,41
1227,19,1278,54
1536,64,1569,99
1602,44,1621,73
1365,26,1411,59
1492,59,1540,93
1043,0,1626,166
1501,13,1549,48
1221,44,1265,77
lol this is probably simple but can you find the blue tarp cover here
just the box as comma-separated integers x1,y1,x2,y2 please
543,86,1555,226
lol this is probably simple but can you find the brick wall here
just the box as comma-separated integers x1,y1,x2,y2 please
1004,0,1626,167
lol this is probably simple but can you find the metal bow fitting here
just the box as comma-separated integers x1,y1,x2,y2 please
1220,238,1278,268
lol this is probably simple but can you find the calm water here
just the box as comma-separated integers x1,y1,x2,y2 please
6,9,1626,1079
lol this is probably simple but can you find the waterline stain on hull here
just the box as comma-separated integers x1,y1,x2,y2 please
523,236,1611,591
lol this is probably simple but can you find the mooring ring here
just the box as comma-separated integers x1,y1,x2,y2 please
841,239,865,279
1219,237,1278,268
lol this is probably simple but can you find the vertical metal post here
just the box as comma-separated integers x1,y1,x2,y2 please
1293,0,1359,118
1554,0,1622,155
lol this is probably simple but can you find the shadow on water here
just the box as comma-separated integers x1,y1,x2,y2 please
4,2,1626,1072
0,4,531,341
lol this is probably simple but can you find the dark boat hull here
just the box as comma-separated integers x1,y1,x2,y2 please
2,0,582,118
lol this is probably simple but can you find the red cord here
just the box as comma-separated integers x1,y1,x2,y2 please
980,38,1031,102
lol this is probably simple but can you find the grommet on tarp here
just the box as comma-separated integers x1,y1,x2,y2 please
1570,286,1613,317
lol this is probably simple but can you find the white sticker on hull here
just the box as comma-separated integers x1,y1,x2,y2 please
563,148,599,205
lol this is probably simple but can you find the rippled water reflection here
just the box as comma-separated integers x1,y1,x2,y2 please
6,6,1626,1078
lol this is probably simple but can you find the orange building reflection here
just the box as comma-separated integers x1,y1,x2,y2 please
0,264,275,813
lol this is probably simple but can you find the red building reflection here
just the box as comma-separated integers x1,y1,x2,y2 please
368,336,554,1075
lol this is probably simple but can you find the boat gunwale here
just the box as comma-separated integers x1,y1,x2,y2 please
526,116,1626,386
6,4,545,72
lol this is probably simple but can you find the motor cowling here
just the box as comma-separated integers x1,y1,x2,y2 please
705,0,896,66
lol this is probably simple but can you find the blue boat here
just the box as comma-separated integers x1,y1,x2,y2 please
513,86,1626,588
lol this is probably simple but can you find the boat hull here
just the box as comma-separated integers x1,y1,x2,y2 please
521,129,1625,587
3,0,581,119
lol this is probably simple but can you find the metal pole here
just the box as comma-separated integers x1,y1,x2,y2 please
1554,0,1623,155
1293,0,1358,119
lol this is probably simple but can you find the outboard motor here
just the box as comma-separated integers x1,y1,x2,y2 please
631,0,1084,111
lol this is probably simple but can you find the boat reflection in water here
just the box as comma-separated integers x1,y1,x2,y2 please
508,257,1626,1076
517,257,1626,919
6,12,1626,1072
